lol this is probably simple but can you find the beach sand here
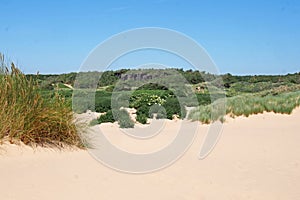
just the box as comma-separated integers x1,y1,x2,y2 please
1,108,300,200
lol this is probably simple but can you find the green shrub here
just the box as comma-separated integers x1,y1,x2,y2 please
97,110,115,124
137,104,150,115
89,119,99,126
116,109,134,128
164,97,186,119
135,105,150,123
149,104,167,119
95,91,112,113
96,109,136,127
129,92,167,108
196,93,211,106
136,113,148,124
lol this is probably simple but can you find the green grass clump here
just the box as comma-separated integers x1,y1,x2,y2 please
188,91,300,123
0,55,82,148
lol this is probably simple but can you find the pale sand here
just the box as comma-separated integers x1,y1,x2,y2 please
1,109,300,200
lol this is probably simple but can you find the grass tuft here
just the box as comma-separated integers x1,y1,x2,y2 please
0,54,83,148
188,91,300,123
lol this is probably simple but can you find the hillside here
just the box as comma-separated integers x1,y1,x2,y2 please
27,68,300,127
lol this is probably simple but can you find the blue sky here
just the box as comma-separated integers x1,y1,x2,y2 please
0,0,299,75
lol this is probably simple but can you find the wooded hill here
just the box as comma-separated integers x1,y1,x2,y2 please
27,68,300,92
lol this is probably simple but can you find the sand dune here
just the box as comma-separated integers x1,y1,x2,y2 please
1,109,300,200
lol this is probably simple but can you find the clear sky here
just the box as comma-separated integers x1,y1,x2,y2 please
0,0,299,75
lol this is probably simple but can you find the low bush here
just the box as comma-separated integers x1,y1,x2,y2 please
136,113,148,124
115,109,134,128
89,119,99,126
97,110,115,124
129,92,168,109
164,97,186,119
136,104,150,116
149,104,167,119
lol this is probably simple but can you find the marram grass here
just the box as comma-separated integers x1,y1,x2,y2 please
188,91,300,124
0,55,82,148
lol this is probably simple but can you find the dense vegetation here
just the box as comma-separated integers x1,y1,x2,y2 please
29,68,300,90
3,51,300,130
129,89,186,122
1,50,299,147
32,67,300,127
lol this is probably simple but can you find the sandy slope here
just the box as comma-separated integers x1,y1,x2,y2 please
1,109,300,200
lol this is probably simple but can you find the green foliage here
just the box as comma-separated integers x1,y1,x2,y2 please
130,89,187,120
135,105,151,123
188,91,300,123
97,110,115,124
115,109,134,128
196,93,212,106
20,66,300,126
136,105,150,116
29,68,300,94
72,90,113,114
72,90,95,113
178,69,205,84
136,113,148,124
137,83,168,90
89,119,99,126
163,97,187,119
93,109,135,128
98,71,119,87
149,104,167,119
129,90,171,108
75,71,101,89
95,91,112,113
